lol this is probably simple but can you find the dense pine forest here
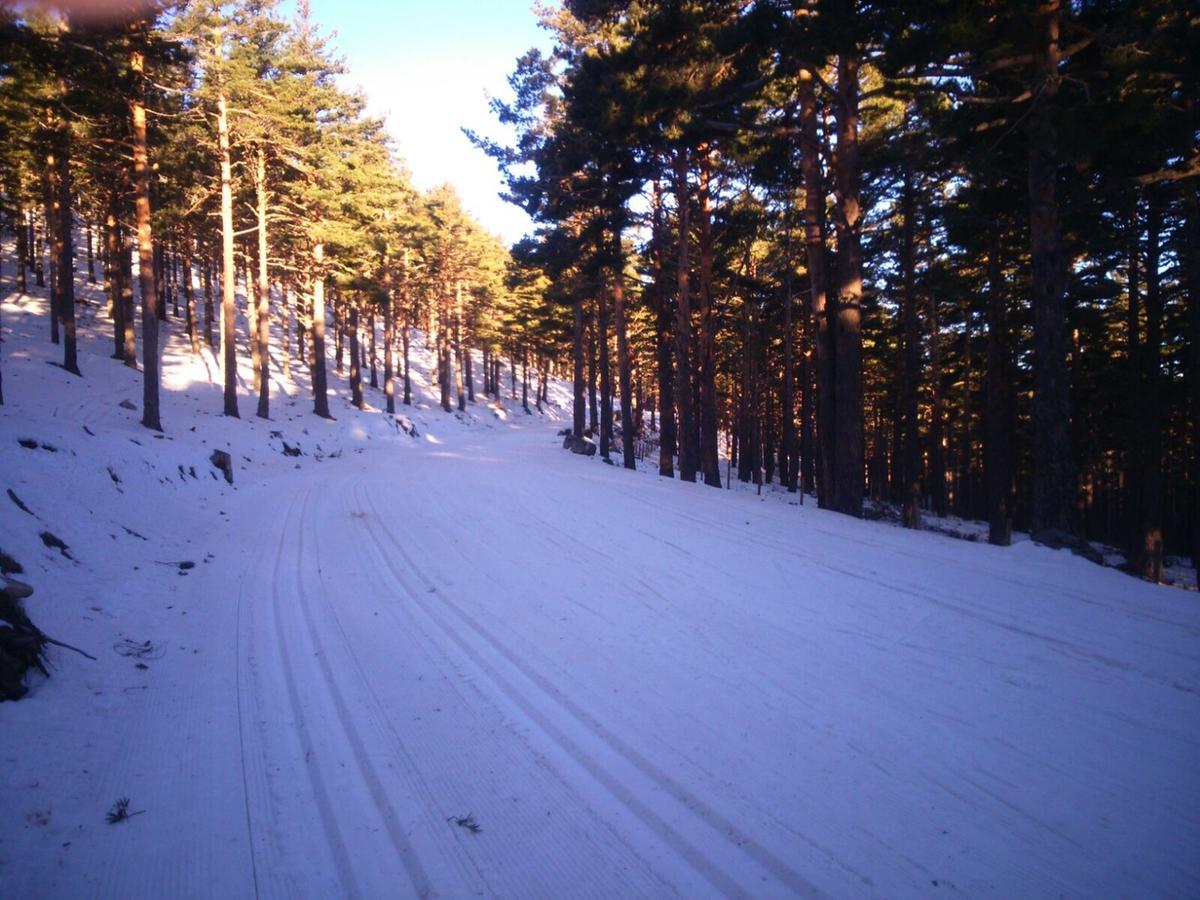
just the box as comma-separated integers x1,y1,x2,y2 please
1,0,1195,585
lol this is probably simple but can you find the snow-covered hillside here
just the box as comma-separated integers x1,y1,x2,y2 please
2,273,1198,898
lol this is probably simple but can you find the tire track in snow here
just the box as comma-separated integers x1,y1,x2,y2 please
298,481,496,897
355,483,825,899
340,479,672,898
368,469,893,891
261,488,363,898
288,487,437,898
615,486,1199,687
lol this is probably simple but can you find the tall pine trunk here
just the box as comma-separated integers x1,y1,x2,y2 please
651,181,676,477
131,38,160,430
598,292,613,459
105,201,126,361
51,78,79,376
800,69,834,508
985,241,1012,545
310,244,331,418
672,149,697,482
349,303,363,409
832,52,864,517
611,230,636,470
696,149,720,486
217,91,239,417
572,299,585,438
781,163,797,494
202,251,214,348
900,169,922,529
928,292,947,516
587,316,598,432
1137,194,1164,581
1027,0,1076,536
255,149,271,419
454,280,466,411
1184,176,1200,572
182,231,200,355
384,280,395,414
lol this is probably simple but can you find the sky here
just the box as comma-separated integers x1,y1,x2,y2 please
303,0,553,247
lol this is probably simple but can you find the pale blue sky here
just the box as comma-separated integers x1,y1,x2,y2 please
303,0,553,246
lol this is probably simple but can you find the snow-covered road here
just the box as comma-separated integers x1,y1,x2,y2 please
4,389,1199,898
59,422,1190,899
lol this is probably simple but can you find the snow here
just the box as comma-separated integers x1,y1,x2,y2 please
2,266,1199,898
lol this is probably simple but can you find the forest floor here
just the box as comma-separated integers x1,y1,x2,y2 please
2,272,1199,898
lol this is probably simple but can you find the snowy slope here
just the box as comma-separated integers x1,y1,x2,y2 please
2,268,1199,899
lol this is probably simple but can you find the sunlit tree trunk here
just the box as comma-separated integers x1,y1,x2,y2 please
131,40,160,430
217,90,239,418
310,244,331,419
255,148,271,419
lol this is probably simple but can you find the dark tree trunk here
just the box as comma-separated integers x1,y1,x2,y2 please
900,170,922,529
800,69,835,508
119,219,136,368
650,180,677,476
957,298,974,518
672,149,698,482
1027,0,1076,536
800,295,814,496
1137,193,1164,581
153,239,166,322
105,201,125,361
587,316,599,433
611,231,636,470
202,253,214,348
928,291,947,516
281,279,292,381
131,38,160,430
1124,201,1142,551
598,292,613,459
182,232,200,355
832,52,863,517
465,343,475,402
33,210,44,288
217,90,239,418
242,246,258,389
255,152,271,419
454,282,466,412
384,283,395,414
402,316,412,406
1184,179,1200,572
369,310,379,389
782,169,797,494
985,242,1013,545
15,205,28,294
44,165,59,347
521,346,530,414
696,149,720,486
349,303,363,409
86,219,96,283
572,299,585,438
311,247,332,419
334,294,345,375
